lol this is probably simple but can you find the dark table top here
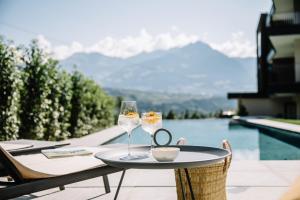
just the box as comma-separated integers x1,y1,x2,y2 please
95,145,231,169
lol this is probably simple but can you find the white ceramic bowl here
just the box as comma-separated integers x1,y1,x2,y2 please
152,147,180,162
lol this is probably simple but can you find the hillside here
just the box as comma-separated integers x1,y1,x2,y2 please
104,87,236,114
61,41,257,96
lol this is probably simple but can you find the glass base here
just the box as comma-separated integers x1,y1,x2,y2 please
120,153,148,160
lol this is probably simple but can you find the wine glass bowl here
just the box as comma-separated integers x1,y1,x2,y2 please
141,112,163,152
118,111,140,133
118,101,144,160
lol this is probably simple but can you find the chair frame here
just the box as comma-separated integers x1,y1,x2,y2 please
0,144,122,200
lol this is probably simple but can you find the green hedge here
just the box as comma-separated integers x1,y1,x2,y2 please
0,37,22,140
0,38,115,141
68,71,115,138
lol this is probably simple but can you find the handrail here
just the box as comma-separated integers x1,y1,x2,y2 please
267,12,300,26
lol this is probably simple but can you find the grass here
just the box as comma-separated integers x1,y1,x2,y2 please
271,118,300,126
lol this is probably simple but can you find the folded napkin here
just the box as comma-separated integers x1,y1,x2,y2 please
42,147,93,159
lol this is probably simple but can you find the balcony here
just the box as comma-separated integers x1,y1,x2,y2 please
268,58,295,84
267,12,300,27
268,82,300,93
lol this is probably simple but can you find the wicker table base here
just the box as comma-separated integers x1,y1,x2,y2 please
176,168,195,200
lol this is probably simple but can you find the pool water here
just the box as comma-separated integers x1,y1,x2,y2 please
107,119,300,160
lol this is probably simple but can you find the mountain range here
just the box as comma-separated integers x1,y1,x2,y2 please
60,41,257,96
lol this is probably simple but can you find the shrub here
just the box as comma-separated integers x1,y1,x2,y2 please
0,38,21,140
43,65,72,141
68,71,115,138
1,38,115,141
19,41,53,139
56,71,73,139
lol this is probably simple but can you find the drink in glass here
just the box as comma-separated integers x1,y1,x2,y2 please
118,101,146,160
141,112,162,153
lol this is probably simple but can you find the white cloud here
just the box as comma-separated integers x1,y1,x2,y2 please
214,80,231,86
53,42,83,60
186,74,207,79
171,25,179,32
37,29,199,60
36,30,256,60
205,32,256,58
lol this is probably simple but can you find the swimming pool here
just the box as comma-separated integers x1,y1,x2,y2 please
107,119,300,160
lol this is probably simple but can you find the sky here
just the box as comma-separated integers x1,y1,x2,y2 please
0,0,271,59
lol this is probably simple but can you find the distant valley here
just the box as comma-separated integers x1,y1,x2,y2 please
105,87,236,114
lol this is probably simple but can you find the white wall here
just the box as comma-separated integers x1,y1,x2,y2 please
294,39,300,82
239,98,284,117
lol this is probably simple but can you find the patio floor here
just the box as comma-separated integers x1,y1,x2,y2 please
17,160,300,200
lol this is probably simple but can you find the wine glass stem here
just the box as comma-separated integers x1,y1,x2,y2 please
150,134,154,151
128,131,132,156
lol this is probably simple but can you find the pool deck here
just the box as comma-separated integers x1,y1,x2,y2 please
17,160,300,200
17,124,300,200
234,117,300,134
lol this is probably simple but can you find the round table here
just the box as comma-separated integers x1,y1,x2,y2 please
95,145,231,200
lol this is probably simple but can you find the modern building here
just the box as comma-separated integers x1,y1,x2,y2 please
228,0,300,119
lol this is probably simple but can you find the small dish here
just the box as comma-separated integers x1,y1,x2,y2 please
152,147,180,162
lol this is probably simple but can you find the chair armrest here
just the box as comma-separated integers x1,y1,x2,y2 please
7,140,70,156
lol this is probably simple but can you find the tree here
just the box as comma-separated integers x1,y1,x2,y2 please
84,78,115,132
199,112,206,119
43,59,61,140
214,109,223,118
44,67,72,141
191,111,200,119
238,104,248,116
166,110,176,119
68,71,115,137
0,37,21,140
19,41,54,139
184,110,190,119
56,71,73,139
1,38,116,141
68,71,86,137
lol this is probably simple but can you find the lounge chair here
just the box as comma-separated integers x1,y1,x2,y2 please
175,139,232,200
1,139,70,156
0,145,121,199
0,140,70,178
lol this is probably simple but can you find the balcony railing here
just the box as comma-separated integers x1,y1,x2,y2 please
267,12,300,27
268,82,300,93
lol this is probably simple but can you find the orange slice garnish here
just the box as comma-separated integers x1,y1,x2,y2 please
125,112,139,118
144,111,161,124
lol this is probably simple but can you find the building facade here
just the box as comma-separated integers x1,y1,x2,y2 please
228,0,300,119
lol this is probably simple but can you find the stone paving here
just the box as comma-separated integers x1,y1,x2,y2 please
16,161,300,200
238,118,300,133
